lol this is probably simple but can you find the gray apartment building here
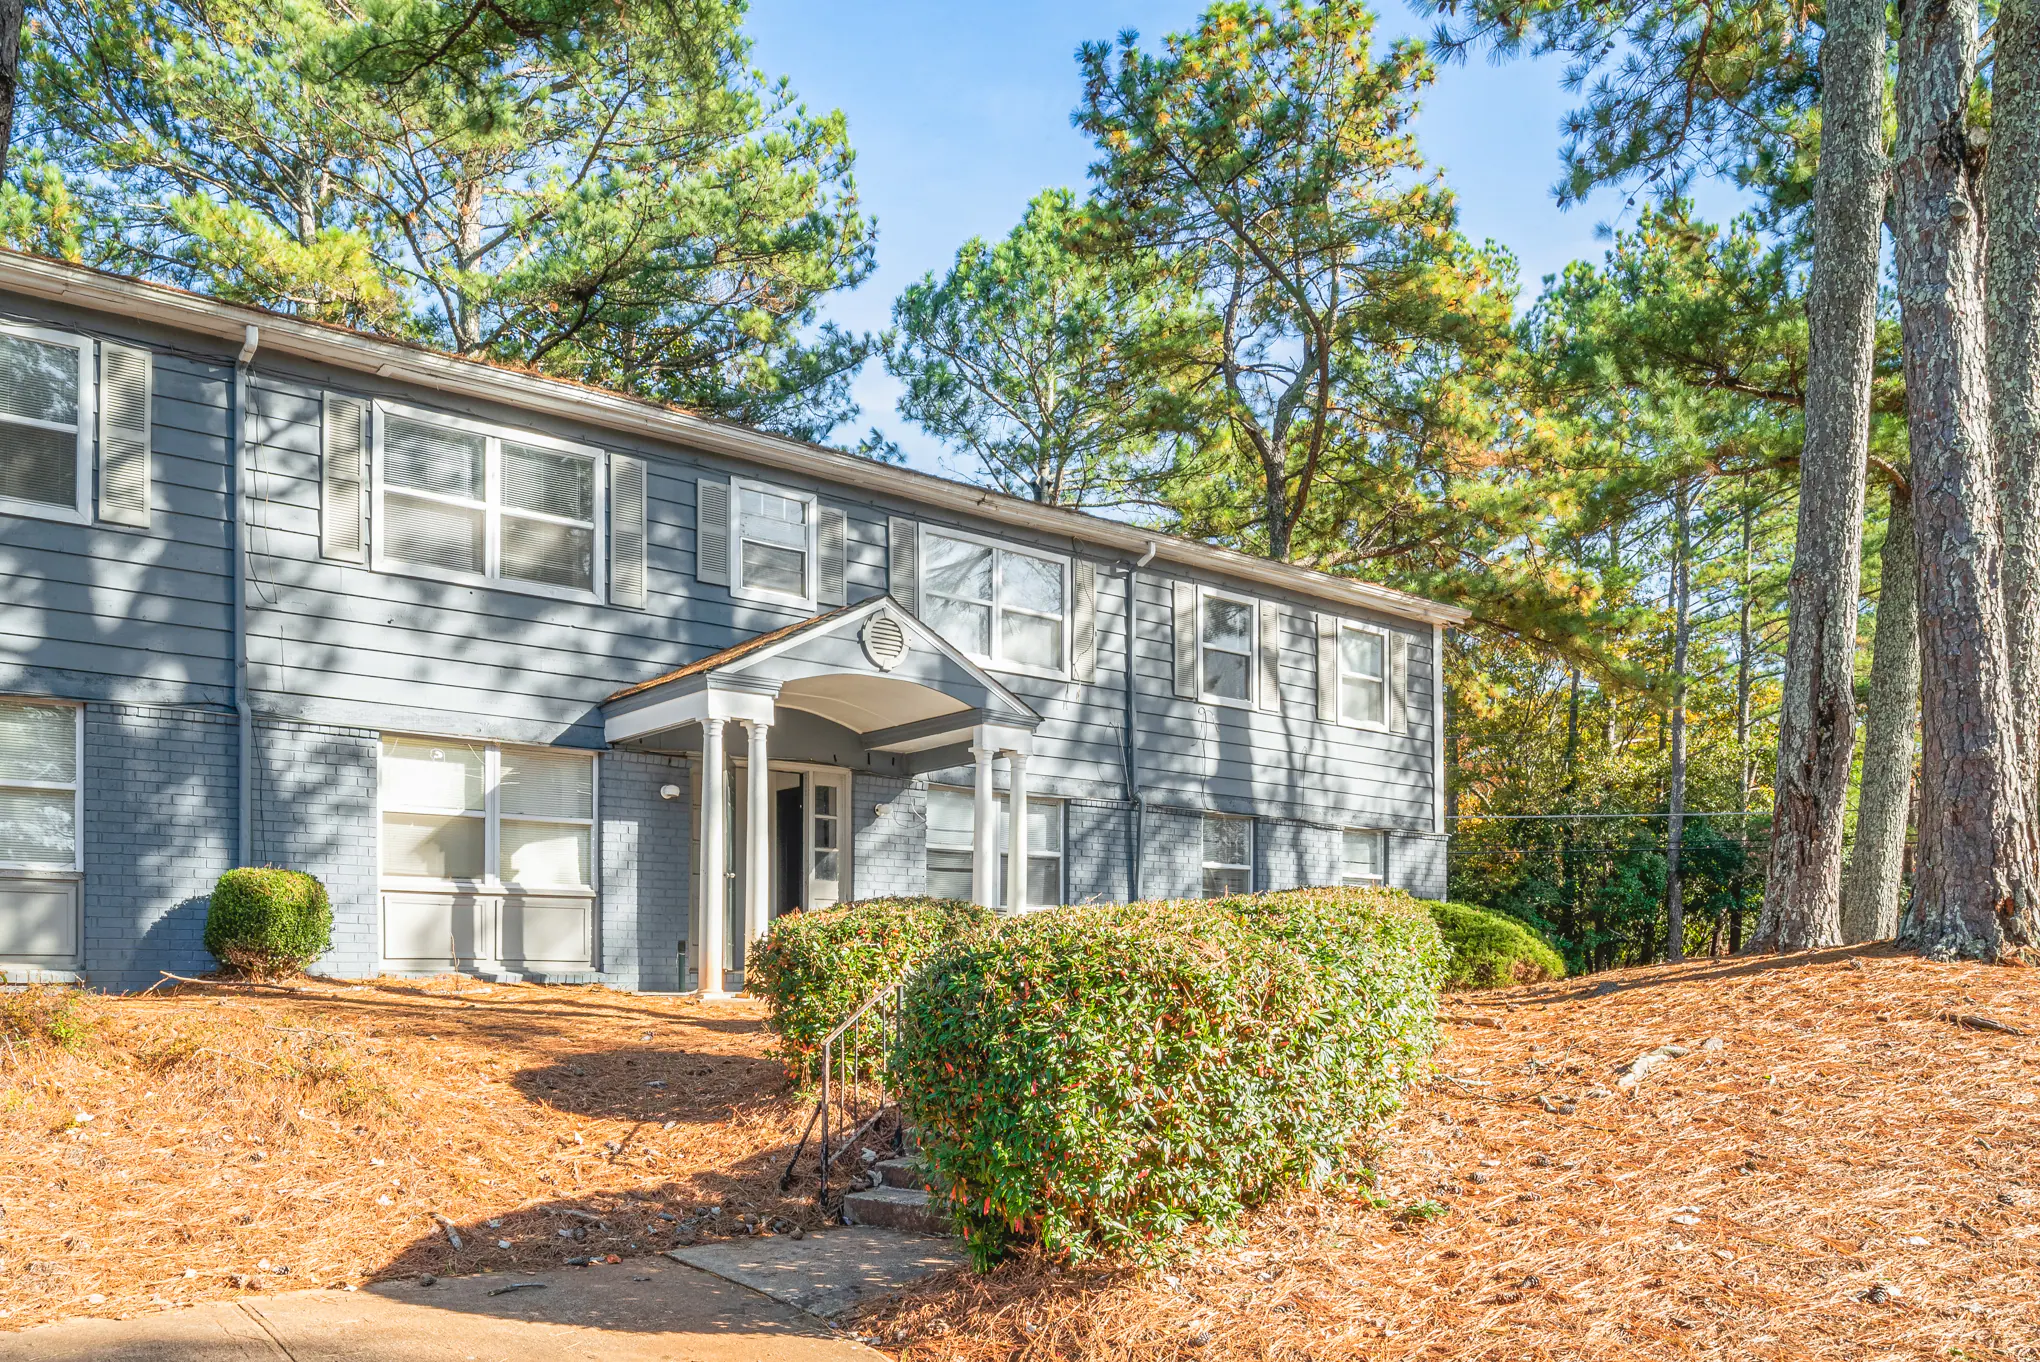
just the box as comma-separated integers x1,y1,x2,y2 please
0,251,1466,993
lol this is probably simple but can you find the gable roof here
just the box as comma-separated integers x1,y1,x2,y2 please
0,249,1470,626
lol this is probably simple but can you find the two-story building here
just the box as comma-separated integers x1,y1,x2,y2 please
0,251,1466,993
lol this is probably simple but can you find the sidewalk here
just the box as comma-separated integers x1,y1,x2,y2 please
0,1253,886,1361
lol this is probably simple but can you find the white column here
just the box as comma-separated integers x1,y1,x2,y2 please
744,719,772,952
698,717,729,996
970,745,999,909
1005,750,1030,914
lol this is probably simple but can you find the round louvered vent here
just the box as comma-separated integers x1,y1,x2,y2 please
862,612,909,671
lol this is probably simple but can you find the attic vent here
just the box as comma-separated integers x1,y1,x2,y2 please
862,612,909,672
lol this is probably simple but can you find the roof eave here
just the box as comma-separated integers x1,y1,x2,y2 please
0,251,1473,627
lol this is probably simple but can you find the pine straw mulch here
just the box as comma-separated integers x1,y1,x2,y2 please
851,945,2040,1361
0,976,823,1331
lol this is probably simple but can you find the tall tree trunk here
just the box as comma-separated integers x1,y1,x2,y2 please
0,0,23,182
1665,478,1693,963
1561,663,1582,953
1991,0,2040,798
1891,0,2040,959
1842,485,1920,942
1732,499,1755,953
1750,0,1887,953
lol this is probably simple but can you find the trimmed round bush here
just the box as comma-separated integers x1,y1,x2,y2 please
747,895,994,1079
896,887,1446,1267
204,867,333,979
1427,901,1567,988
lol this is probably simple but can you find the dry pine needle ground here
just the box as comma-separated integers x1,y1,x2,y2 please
0,976,823,1329
2,947,2037,1362
855,945,2040,1361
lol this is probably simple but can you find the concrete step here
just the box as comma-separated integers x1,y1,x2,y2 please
875,1156,938,1192
842,1185,954,1236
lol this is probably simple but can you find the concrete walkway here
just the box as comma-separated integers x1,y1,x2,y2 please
0,1254,885,1361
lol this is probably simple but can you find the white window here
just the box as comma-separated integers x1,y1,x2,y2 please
380,736,596,890
1199,588,1257,706
1202,814,1252,898
374,404,604,600
732,478,816,606
921,528,1068,676
926,786,1064,908
1337,622,1389,727
0,324,93,523
1342,828,1387,886
0,699,81,870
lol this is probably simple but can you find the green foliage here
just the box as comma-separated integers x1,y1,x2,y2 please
19,0,876,439
888,188,1199,507
746,896,994,1079
1426,901,1567,988
1075,0,1516,560
0,984,96,1050
204,868,334,979
895,887,1446,1268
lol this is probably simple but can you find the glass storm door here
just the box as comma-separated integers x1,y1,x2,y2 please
805,770,848,910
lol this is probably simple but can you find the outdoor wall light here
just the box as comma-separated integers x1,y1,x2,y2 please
659,784,682,801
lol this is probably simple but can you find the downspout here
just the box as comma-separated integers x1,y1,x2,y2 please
233,325,259,867
1126,540,1157,901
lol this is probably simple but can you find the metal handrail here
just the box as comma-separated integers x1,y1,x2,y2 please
778,975,910,1214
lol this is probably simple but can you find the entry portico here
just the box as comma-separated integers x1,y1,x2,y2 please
602,596,1040,995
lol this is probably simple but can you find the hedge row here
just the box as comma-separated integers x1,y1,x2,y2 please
1426,901,1567,988
745,896,993,1079
892,887,1447,1266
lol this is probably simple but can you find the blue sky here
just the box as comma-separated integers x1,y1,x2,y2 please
742,2,1743,470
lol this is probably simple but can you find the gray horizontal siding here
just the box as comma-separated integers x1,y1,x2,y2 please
1,286,1439,838
0,343,235,707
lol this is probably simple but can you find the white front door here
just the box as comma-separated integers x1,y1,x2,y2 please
805,769,850,911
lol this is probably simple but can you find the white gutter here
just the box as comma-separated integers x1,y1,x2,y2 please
4,251,1471,626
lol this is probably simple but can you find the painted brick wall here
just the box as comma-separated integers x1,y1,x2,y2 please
1256,819,1340,892
1065,800,1131,904
252,718,380,979
1393,831,1448,900
852,773,925,900
598,749,691,992
1141,805,1207,901
82,703,238,991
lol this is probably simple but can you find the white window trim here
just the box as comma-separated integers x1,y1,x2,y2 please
0,698,84,874
0,322,95,526
1341,827,1388,886
370,400,608,605
927,784,1065,907
1336,620,1393,732
729,475,820,609
1198,585,1259,710
1201,813,1254,898
919,523,1072,680
377,736,599,896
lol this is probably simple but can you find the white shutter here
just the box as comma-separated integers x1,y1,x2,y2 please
1172,581,1198,700
321,395,367,562
696,478,730,585
887,515,917,613
609,453,648,607
1388,633,1411,733
1258,601,1283,713
1071,560,1098,682
96,343,151,527
817,507,848,606
1316,613,1339,723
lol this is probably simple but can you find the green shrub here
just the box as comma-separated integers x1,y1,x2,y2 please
748,895,994,1079
1426,901,1567,989
204,868,333,979
896,886,1446,1267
